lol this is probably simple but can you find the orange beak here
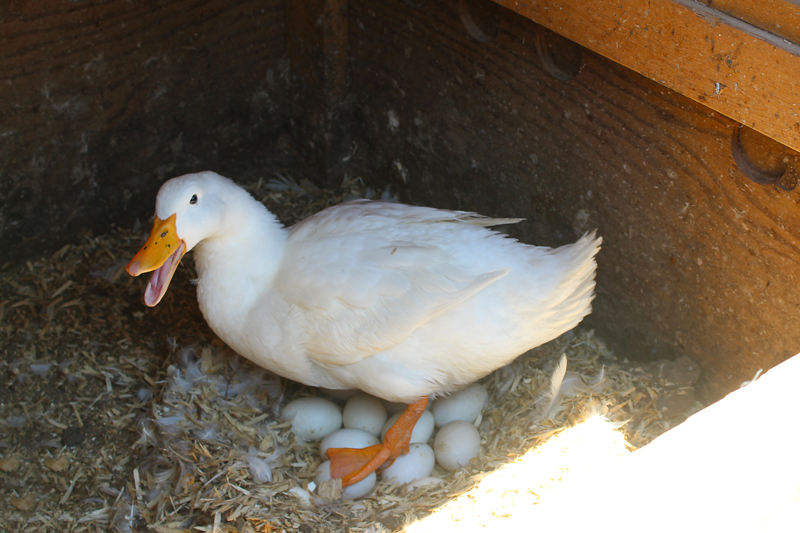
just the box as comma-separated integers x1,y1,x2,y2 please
126,214,186,307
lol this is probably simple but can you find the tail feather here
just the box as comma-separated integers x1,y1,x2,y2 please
527,231,601,340
544,230,601,309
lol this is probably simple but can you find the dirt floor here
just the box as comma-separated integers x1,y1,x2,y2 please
1,168,705,532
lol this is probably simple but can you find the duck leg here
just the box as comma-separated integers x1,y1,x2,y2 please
327,397,428,487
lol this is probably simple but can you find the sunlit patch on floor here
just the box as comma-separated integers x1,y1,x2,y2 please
404,414,630,531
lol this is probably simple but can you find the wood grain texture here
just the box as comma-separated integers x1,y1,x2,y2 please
348,0,800,399
491,0,800,153
286,0,357,186
701,0,800,45
0,0,287,263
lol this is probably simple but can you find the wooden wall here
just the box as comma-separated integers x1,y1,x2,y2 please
3,0,799,399
347,0,800,399
0,0,287,264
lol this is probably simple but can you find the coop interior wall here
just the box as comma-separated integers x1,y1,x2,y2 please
2,0,799,400
343,0,800,400
0,0,289,265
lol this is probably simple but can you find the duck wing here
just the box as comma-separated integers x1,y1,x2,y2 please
278,201,519,366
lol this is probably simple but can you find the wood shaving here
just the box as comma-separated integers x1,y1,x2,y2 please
0,174,703,531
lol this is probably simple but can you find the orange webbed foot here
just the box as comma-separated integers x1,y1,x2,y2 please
326,397,428,487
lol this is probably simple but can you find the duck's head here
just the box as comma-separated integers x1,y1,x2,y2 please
126,171,232,307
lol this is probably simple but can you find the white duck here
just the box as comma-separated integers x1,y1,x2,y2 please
127,171,601,486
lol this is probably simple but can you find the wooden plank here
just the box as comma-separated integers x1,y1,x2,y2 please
491,0,800,153
0,0,287,264
285,0,354,186
703,0,800,45
526,353,800,532
349,0,800,399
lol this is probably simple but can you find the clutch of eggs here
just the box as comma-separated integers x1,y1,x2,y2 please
281,383,489,498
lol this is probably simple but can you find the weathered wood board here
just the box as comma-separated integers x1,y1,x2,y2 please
702,0,800,45
348,0,800,399
286,0,357,184
0,0,287,264
3,0,799,399
493,0,800,154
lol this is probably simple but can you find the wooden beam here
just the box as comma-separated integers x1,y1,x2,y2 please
492,0,800,153
704,0,800,45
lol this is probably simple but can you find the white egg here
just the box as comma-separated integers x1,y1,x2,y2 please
434,420,481,472
430,383,489,428
281,397,342,441
381,443,435,485
315,460,376,499
319,428,380,460
380,409,434,444
342,394,388,436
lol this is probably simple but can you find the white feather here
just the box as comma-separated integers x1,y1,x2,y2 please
167,366,191,394
243,445,285,484
155,415,185,435
245,448,273,484
137,387,153,403
588,365,606,393
192,424,219,443
533,354,568,422
560,372,586,396
29,362,53,376
494,364,518,398
135,419,157,448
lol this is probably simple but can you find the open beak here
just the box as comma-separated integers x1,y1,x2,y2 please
126,214,186,307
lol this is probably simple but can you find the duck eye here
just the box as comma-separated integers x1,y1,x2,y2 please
190,194,198,205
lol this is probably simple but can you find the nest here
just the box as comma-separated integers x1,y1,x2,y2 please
0,175,704,532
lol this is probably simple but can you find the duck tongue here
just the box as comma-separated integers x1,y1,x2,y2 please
143,242,186,307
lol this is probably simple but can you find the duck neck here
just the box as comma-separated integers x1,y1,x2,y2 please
192,202,286,331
